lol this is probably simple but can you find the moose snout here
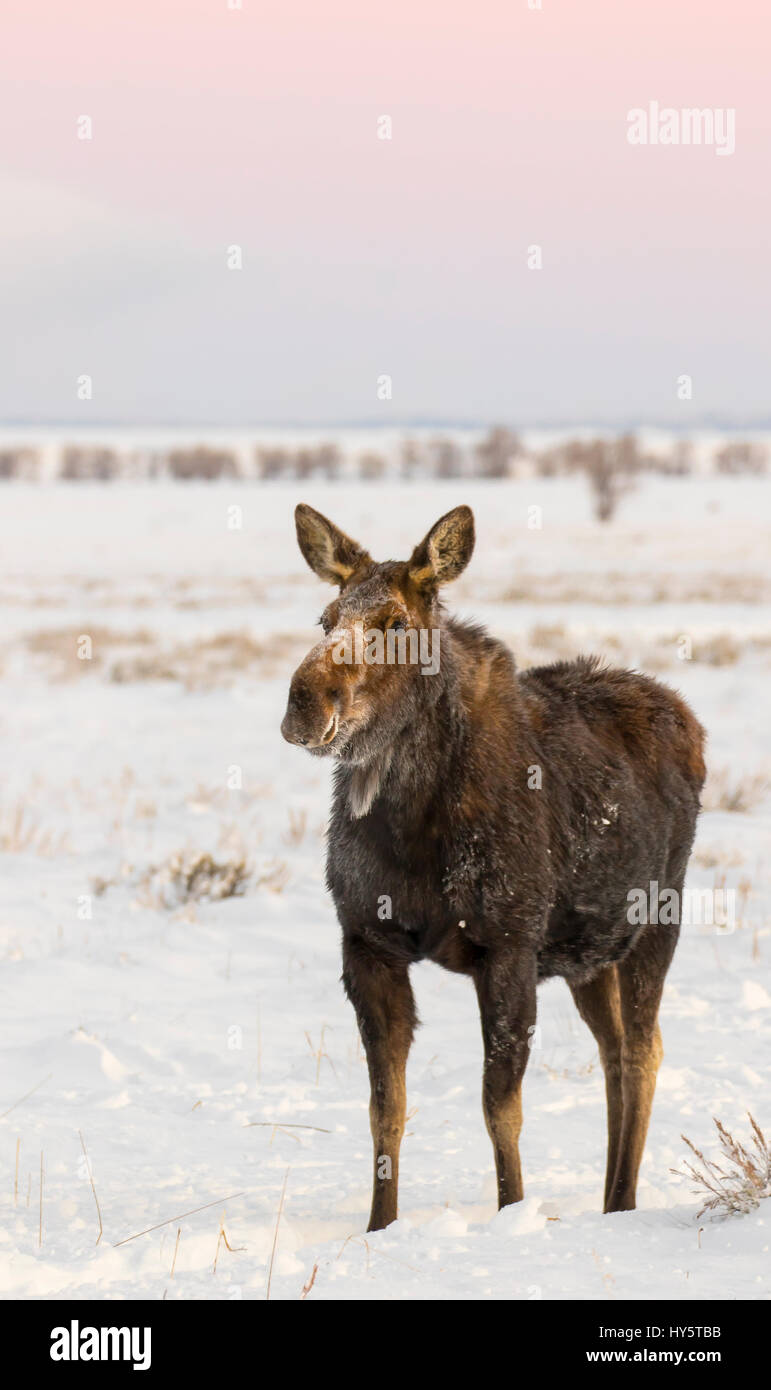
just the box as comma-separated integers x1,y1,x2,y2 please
281,666,344,749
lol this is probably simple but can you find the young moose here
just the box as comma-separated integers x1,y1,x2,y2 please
281,503,705,1230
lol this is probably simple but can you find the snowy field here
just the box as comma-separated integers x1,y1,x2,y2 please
1,475,770,1301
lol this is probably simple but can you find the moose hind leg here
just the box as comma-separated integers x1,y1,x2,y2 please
342,937,417,1232
474,946,537,1209
569,964,624,1212
606,921,679,1213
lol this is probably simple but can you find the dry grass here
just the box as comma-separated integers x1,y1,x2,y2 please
527,622,573,658
113,1191,246,1248
111,631,305,688
212,1210,246,1274
22,626,307,687
2,575,283,611
304,1025,336,1085
692,634,742,666
146,851,250,907
673,1114,771,1219
496,572,771,606
0,803,70,855
496,624,771,680
25,626,153,679
283,809,308,847
0,1074,52,1120
78,1130,103,1245
17,615,771,692
702,767,769,813
94,843,292,907
692,846,745,869
94,851,252,908
255,859,291,894
189,780,274,815
265,1169,290,1300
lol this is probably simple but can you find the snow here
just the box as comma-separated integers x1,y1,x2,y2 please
1,474,769,1300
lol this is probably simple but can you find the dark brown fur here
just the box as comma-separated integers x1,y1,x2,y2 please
282,504,706,1229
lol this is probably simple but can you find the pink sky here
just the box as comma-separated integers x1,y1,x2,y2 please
1,0,768,423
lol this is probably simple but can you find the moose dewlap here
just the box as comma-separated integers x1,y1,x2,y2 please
281,503,706,1230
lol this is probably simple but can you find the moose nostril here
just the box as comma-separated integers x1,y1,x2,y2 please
281,709,308,747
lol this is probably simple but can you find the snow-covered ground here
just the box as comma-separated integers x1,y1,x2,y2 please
1,475,769,1300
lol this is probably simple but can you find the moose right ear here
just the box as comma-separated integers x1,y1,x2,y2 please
294,504,370,586
408,505,475,589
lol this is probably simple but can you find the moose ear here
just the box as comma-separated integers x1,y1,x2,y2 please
408,506,475,588
294,504,370,586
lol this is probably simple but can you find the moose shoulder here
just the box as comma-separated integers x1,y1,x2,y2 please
282,503,706,1231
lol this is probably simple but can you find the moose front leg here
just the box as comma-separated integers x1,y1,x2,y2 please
474,945,537,1209
342,936,417,1231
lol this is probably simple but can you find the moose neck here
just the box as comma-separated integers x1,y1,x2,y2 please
345,623,477,824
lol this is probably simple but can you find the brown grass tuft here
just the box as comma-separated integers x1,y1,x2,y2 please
673,1114,771,1219
0,803,70,855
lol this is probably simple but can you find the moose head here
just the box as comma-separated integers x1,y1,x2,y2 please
281,502,475,768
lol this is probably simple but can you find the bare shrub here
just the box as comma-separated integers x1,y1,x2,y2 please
529,431,697,485
294,448,318,480
256,446,293,479
532,445,563,477
60,447,121,480
673,1115,771,1219
430,436,464,478
527,435,638,517
714,441,767,475
634,439,693,476
473,426,520,479
257,443,340,481
166,447,238,480
296,444,340,480
667,439,693,475
399,438,424,480
0,447,41,480
578,437,638,522
316,443,341,480
358,451,386,480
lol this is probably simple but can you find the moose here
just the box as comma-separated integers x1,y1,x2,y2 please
281,503,705,1230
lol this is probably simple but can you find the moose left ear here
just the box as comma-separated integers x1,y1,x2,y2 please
408,505,475,587
294,503,370,586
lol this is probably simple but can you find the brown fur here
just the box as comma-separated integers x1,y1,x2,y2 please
282,505,706,1229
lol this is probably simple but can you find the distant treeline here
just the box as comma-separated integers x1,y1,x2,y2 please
0,431,767,491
